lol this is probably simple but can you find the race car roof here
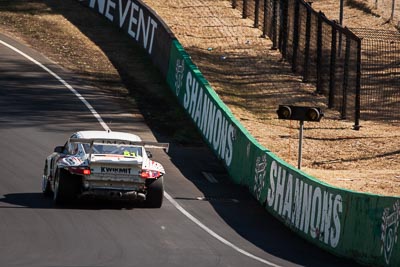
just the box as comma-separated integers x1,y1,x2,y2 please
76,131,142,142
72,131,169,152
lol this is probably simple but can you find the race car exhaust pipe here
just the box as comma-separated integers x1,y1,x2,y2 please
125,191,138,199
137,193,146,201
124,191,145,201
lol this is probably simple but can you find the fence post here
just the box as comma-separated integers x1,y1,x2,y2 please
243,0,248,18
354,38,361,130
303,5,312,82
341,37,351,119
390,0,395,21
255,0,261,28
272,0,278,49
329,25,337,108
292,0,300,72
262,0,268,37
278,0,283,51
281,0,289,58
316,12,323,94
338,0,344,57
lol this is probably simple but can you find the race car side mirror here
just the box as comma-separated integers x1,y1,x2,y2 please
146,151,153,158
54,146,64,153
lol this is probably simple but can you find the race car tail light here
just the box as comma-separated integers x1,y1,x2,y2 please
83,169,91,175
140,170,161,179
68,167,91,175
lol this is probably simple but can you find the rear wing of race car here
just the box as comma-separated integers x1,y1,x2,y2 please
69,138,170,153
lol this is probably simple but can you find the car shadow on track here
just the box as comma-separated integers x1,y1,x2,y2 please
0,192,152,210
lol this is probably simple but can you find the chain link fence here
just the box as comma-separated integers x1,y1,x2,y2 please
352,28,400,121
232,0,362,127
231,0,400,123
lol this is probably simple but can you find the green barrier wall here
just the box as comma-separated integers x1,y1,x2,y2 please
167,40,400,267
166,41,267,185
77,1,400,265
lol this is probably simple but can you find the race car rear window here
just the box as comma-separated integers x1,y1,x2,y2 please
83,143,143,157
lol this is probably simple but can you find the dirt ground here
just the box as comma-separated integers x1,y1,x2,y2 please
0,0,399,196
314,0,400,29
143,0,400,196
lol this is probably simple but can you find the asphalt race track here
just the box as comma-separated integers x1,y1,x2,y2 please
0,33,361,267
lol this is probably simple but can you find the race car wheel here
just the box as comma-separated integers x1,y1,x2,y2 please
42,176,53,197
145,176,164,208
53,168,81,205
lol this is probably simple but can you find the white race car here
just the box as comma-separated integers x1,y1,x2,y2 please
42,130,169,208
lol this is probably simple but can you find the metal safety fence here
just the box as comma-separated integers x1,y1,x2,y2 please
232,0,364,127
352,28,400,121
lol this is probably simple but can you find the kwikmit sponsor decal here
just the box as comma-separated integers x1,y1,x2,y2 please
89,0,158,54
101,167,132,174
254,157,343,248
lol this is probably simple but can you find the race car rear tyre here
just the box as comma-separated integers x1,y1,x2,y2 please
145,176,164,208
53,168,81,205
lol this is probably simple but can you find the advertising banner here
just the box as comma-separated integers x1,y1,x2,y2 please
166,40,266,185
166,39,400,267
79,0,175,77
78,2,400,265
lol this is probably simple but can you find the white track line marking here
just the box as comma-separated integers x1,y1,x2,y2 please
164,192,280,266
0,39,281,267
0,40,110,132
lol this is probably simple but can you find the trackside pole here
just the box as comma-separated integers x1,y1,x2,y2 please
276,105,323,170
298,120,304,169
